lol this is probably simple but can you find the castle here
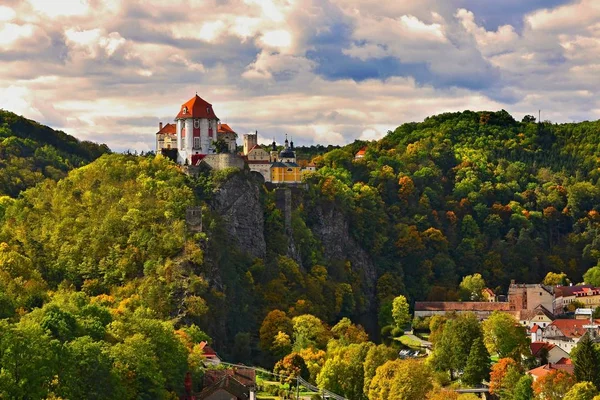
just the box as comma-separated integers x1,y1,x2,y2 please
156,94,316,184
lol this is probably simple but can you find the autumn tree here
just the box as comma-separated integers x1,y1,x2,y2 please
368,359,432,400
363,344,398,395
542,272,569,286
489,357,522,398
317,342,372,400
292,314,330,351
274,352,310,385
259,310,293,356
584,266,600,287
533,370,576,400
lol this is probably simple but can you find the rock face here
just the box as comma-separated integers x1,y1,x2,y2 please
310,202,377,307
210,172,266,259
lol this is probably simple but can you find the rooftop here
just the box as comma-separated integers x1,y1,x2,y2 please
528,363,574,379
414,301,512,312
176,94,219,120
156,123,176,135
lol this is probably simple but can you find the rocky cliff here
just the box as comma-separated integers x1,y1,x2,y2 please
209,172,266,259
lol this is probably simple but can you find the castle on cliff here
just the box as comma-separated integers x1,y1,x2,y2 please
155,94,315,183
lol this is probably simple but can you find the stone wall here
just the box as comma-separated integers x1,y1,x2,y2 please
201,154,245,170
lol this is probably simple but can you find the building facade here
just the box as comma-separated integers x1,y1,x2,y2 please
156,94,237,165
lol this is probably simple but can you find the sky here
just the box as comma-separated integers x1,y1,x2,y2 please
0,0,599,152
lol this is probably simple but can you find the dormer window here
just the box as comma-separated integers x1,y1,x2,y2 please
183,106,188,114
206,107,210,114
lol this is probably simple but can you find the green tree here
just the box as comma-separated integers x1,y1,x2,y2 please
462,338,491,386
292,314,330,351
572,333,600,388
317,342,372,400
564,382,598,400
482,311,529,358
391,295,410,330
259,310,293,356
432,313,482,378
584,266,600,287
513,374,534,400
459,274,486,301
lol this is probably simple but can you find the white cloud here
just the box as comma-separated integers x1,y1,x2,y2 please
0,0,599,152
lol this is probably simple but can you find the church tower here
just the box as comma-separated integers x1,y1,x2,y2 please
175,94,220,165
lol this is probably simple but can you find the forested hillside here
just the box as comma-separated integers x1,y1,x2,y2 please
0,110,110,197
1,110,600,398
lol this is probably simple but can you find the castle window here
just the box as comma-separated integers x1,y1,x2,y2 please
193,137,200,149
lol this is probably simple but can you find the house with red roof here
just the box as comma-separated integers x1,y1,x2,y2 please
354,147,366,160
539,318,600,353
528,361,574,382
530,342,569,365
198,341,221,365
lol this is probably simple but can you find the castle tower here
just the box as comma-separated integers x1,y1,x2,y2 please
175,94,220,165
270,139,278,162
244,130,258,155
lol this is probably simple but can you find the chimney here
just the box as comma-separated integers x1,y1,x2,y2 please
159,122,163,130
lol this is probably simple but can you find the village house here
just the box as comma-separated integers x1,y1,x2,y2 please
530,342,570,365
528,359,574,382
553,285,595,315
537,319,600,353
508,282,554,312
518,304,555,329
198,368,256,400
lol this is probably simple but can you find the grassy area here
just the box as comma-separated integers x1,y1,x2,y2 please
396,335,423,348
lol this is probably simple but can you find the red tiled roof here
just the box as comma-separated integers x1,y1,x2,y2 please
218,123,235,134
414,301,512,312
530,342,555,357
198,341,217,357
548,319,600,338
528,363,574,379
531,325,540,333
156,123,176,135
355,147,366,156
176,94,219,120
554,285,594,297
556,357,572,365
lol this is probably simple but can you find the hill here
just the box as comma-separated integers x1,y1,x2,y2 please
0,110,110,196
0,110,600,398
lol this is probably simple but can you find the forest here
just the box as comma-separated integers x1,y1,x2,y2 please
0,109,600,398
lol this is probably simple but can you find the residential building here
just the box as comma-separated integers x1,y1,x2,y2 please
528,360,574,382
354,147,366,160
539,319,600,353
553,285,594,314
518,304,555,329
199,368,256,400
530,342,570,364
508,282,554,312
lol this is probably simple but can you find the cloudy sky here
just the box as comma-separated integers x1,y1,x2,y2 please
1,0,599,151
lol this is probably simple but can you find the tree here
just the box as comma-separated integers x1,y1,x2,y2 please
584,266,600,287
391,295,410,330
368,359,432,400
432,313,482,378
259,310,293,355
513,375,534,400
331,317,369,345
542,272,569,286
213,139,230,153
274,352,310,385
489,358,522,398
572,333,600,388
459,274,486,301
462,338,491,386
533,370,576,400
292,314,330,351
363,344,397,395
482,311,529,358
317,342,372,400
564,382,598,400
